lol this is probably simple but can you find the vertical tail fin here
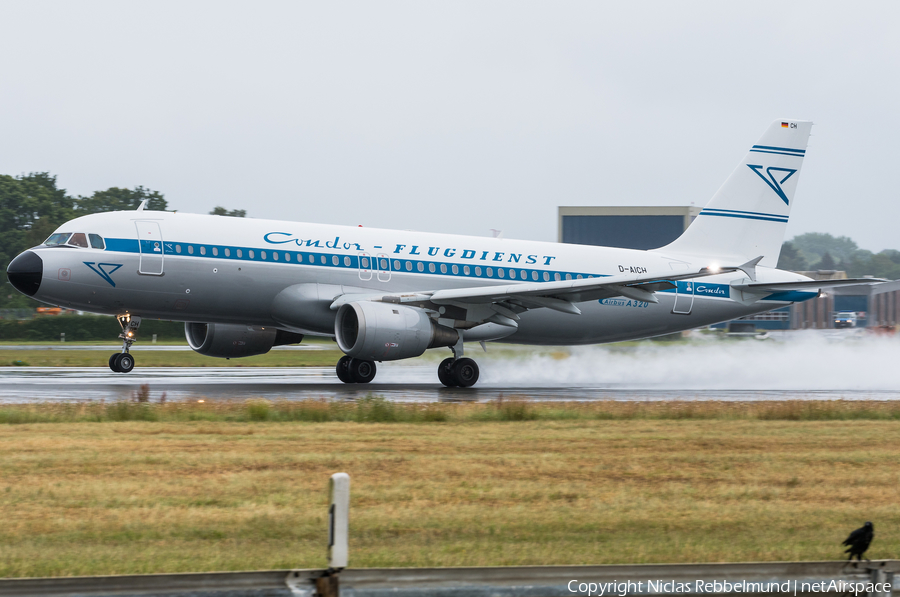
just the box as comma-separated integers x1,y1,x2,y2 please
657,119,813,267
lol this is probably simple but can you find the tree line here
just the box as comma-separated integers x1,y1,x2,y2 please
777,233,900,280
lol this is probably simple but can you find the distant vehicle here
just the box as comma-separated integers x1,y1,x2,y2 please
35,307,65,315
834,311,858,328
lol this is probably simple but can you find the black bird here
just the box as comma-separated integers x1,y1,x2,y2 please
842,522,874,561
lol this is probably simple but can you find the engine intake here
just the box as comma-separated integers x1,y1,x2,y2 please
335,302,458,361
185,323,303,358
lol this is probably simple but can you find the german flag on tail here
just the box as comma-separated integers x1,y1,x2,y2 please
781,122,789,128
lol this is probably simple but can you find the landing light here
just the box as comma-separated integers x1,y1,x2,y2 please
708,263,721,273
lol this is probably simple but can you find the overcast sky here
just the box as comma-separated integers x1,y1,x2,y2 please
1,2,897,251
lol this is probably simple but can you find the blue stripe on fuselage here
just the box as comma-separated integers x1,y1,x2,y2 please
98,238,821,303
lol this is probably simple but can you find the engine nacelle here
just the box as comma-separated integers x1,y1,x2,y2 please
185,323,304,359
335,302,458,361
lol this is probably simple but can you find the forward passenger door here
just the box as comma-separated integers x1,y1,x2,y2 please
135,221,164,275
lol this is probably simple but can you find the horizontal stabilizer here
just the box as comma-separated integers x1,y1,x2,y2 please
731,278,887,294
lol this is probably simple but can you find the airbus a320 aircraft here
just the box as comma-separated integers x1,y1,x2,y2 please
6,120,872,387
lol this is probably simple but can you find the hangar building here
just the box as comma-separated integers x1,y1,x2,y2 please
558,206,701,249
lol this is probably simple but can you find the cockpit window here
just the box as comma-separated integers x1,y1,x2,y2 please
88,234,105,249
68,233,89,248
44,233,71,246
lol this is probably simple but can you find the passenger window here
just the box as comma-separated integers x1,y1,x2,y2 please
554,273,560,281
417,262,424,272
212,247,218,256
272,252,278,261
344,256,351,266
565,274,572,280
249,250,255,258
498,269,505,278
224,248,230,257
440,264,447,274
175,245,182,254
200,247,206,256
332,256,339,265
68,233,89,248
188,246,194,255
452,265,459,274
429,263,435,273
261,251,266,260
237,249,243,258
463,266,470,275
475,266,481,276
286,253,291,262
486,267,493,277
44,233,71,246
88,234,105,249
509,270,516,279
405,261,412,271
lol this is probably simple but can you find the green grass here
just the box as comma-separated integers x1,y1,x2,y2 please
2,397,900,424
0,410,897,576
0,347,344,367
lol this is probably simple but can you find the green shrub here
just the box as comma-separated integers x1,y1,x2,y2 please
355,396,401,422
247,400,273,421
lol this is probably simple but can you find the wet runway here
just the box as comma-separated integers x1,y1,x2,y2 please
3,332,899,402
2,365,899,403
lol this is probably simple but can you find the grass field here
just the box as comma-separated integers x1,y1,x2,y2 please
0,400,897,577
0,347,344,368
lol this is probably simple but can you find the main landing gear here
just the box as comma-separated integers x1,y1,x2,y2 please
334,341,481,388
336,355,377,384
437,357,479,388
109,315,141,373
438,337,480,388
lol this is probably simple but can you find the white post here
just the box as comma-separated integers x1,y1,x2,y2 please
328,472,350,570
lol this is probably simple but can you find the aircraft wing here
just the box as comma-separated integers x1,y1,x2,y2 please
730,278,887,294
331,258,761,327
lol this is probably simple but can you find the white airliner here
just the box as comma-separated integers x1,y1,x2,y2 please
6,119,873,387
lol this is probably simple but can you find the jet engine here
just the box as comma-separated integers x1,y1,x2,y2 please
335,302,458,361
185,323,304,358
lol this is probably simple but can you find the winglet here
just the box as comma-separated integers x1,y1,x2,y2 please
737,256,764,282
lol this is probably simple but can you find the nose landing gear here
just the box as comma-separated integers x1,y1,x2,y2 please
109,315,141,373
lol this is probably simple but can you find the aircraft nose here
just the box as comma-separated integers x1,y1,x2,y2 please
7,250,43,296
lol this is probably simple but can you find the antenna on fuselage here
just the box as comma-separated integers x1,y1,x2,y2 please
136,200,148,212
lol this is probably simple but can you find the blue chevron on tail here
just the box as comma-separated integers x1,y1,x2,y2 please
657,119,813,267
